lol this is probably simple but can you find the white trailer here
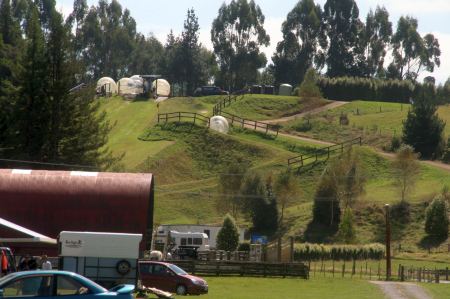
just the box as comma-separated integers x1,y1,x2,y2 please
59,231,142,288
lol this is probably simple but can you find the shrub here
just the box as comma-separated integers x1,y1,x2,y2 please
237,242,250,252
293,243,384,261
217,214,240,251
298,68,322,99
425,195,449,239
337,208,356,244
389,135,402,152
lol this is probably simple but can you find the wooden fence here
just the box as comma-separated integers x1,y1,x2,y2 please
212,91,246,116
219,111,280,137
398,265,450,283
157,112,210,127
170,260,309,279
288,137,362,172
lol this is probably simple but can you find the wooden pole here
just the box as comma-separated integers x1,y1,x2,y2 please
385,204,391,280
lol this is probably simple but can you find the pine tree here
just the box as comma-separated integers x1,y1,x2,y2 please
425,195,449,239
402,92,445,159
216,214,239,251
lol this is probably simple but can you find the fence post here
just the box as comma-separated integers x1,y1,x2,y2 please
242,119,245,128
289,237,294,263
157,114,160,123
178,112,181,122
277,237,282,263
327,147,330,159
435,268,439,283
254,121,257,130
342,263,345,278
193,113,196,125
400,265,405,282
446,267,449,281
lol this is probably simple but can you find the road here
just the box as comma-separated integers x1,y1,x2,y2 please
371,281,432,299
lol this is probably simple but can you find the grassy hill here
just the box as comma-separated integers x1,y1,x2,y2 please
99,94,450,255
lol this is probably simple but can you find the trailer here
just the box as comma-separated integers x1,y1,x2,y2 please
59,231,142,288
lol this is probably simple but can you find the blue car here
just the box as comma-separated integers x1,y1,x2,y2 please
0,270,134,298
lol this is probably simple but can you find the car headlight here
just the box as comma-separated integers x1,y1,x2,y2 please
191,279,204,286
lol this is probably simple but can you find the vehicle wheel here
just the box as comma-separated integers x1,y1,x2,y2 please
116,260,131,275
176,284,187,295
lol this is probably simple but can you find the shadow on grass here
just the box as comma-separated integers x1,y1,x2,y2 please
418,235,448,251
303,221,338,243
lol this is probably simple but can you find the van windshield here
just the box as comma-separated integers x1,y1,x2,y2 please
167,264,187,275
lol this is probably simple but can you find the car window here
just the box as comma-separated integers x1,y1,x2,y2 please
3,275,53,297
139,263,151,274
56,275,89,296
152,264,169,276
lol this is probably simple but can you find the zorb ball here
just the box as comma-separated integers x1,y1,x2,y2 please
209,116,229,134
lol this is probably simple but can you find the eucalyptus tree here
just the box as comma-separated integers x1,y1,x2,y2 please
323,0,365,77
362,6,392,77
388,16,440,81
272,0,326,85
211,0,270,90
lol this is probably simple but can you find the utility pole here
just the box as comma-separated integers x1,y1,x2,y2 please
385,204,391,280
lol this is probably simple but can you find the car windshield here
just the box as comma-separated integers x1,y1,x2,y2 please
167,264,188,275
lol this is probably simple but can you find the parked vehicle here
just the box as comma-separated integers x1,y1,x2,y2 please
193,86,228,96
138,261,208,295
0,270,134,298
58,231,142,288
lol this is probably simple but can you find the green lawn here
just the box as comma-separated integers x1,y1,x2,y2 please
282,101,450,148
195,277,384,299
222,94,329,121
422,283,450,299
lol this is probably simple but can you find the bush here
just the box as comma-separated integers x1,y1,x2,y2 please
217,214,240,251
389,135,402,152
293,243,384,261
317,76,415,103
298,68,322,98
337,208,356,244
425,195,449,239
237,242,250,252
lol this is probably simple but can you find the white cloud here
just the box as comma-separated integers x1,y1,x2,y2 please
364,0,450,14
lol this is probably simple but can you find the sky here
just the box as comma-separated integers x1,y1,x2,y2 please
56,0,450,84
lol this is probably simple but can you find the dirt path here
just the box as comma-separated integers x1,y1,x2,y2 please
370,281,432,299
264,101,348,124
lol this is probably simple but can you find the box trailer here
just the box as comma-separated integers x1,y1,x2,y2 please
59,231,142,288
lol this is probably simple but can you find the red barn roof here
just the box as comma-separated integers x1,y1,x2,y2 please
0,169,154,254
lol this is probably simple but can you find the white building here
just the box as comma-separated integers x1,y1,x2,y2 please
154,224,246,250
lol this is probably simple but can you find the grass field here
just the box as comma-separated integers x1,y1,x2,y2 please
422,283,450,299
222,94,329,121
282,101,450,148
189,277,384,299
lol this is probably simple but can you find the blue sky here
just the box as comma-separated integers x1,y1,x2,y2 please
56,0,450,83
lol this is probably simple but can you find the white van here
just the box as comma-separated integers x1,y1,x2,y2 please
169,231,210,251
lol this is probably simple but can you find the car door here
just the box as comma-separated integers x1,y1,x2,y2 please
1,274,53,298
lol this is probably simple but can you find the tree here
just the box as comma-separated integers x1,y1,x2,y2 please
211,0,270,90
297,68,322,99
312,148,365,226
323,0,364,77
217,161,249,220
274,170,300,225
391,145,421,203
424,195,449,239
241,172,278,236
216,214,240,251
402,92,446,159
362,6,392,77
388,16,440,81
272,0,326,86
337,208,356,243
130,33,164,75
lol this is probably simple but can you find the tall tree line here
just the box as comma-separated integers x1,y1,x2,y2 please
271,0,441,86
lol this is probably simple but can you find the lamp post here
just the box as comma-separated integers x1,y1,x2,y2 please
385,204,391,280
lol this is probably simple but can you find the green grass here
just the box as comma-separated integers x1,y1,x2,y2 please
195,277,384,299
223,94,329,120
283,101,450,148
422,283,450,299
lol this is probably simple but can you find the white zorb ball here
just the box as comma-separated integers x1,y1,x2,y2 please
209,116,229,134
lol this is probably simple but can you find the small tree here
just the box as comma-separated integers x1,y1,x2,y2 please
402,93,445,159
425,195,449,239
216,214,239,251
298,68,322,99
338,208,356,244
392,145,421,203
274,170,301,225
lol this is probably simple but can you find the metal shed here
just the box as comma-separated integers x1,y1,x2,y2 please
0,169,154,255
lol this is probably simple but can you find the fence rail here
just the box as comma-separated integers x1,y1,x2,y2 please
170,260,309,279
288,137,362,172
219,111,279,136
212,90,246,116
398,265,450,283
157,111,210,127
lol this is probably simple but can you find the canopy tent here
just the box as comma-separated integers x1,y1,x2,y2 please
0,217,57,247
96,77,117,95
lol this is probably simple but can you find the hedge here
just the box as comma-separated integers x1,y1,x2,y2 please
317,76,416,103
294,243,385,261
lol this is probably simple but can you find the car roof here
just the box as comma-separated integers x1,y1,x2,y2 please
139,260,171,266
